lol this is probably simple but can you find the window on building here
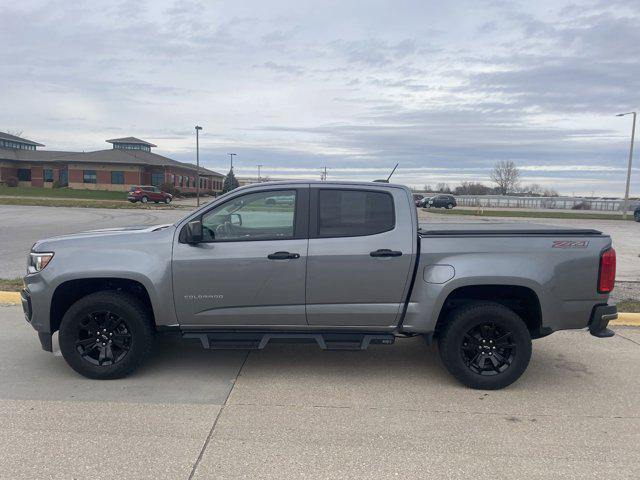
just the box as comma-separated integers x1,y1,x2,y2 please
318,189,395,238
83,170,97,184
17,168,31,181
151,173,163,186
169,174,175,184
177,175,182,186
186,177,190,188
111,171,125,184
43,169,54,182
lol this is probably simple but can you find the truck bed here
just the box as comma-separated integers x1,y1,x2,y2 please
419,222,604,237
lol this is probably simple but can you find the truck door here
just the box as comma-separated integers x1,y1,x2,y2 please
306,186,415,328
172,187,309,327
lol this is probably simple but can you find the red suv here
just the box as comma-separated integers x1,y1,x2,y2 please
127,185,173,204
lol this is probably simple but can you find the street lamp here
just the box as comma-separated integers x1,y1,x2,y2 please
257,164,263,182
616,112,637,220
195,125,202,207
227,153,237,170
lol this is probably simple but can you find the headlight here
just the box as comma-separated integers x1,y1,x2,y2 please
28,252,54,273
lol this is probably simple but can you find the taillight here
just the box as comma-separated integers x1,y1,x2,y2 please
598,248,616,293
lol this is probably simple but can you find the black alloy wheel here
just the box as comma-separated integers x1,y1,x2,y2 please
460,322,515,376
59,291,154,379
74,311,132,366
437,302,532,389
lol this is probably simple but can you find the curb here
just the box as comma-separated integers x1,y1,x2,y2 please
1,290,639,326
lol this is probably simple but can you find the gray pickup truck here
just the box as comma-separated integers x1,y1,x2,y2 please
21,181,618,389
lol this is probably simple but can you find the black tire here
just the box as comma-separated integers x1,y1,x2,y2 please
446,203,454,209
59,291,154,379
437,302,531,390
164,197,171,204
141,196,148,203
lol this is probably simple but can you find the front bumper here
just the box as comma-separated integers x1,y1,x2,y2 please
21,286,53,352
589,304,617,338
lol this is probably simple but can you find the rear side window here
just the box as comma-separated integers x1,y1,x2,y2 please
318,189,394,237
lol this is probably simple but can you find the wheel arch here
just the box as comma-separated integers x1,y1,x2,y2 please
50,277,156,334
433,284,544,339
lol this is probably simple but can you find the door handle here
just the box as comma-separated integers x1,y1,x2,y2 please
370,249,403,258
267,251,300,260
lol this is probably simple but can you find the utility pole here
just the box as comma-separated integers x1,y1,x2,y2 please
257,164,263,182
616,112,637,220
227,153,237,171
195,125,202,207
320,166,328,181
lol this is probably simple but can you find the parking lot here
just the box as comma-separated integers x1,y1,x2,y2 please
1,203,639,478
1,306,639,479
1,205,638,282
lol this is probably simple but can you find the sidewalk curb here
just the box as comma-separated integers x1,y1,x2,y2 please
2,290,639,326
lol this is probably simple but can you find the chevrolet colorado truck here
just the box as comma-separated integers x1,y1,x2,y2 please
21,181,618,389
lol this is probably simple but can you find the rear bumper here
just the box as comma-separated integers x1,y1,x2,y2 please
588,304,617,338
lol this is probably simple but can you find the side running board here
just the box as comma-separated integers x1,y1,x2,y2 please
182,332,395,351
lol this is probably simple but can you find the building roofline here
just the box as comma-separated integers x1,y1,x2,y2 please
105,137,157,147
0,131,45,147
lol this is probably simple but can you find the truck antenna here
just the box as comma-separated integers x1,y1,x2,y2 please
386,163,399,182
374,163,399,183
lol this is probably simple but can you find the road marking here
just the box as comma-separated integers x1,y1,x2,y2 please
1,289,639,326
0,292,20,305
612,313,640,327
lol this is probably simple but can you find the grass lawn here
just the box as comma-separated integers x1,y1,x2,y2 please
617,299,640,313
0,185,126,201
0,278,22,292
425,208,634,221
0,197,175,209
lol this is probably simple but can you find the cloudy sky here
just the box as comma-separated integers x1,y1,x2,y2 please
2,0,639,195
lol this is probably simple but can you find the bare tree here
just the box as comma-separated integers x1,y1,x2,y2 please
436,182,451,193
422,184,433,192
5,129,24,137
490,160,520,195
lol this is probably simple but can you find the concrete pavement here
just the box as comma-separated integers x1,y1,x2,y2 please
1,305,639,479
0,205,186,278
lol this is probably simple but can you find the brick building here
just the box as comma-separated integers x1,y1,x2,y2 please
0,132,224,193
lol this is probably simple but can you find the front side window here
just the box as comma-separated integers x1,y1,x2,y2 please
201,190,296,241
83,170,97,183
43,169,53,182
111,171,124,184
318,189,394,237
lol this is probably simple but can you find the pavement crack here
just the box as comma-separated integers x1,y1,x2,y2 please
187,351,251,480
616,331,640,347
224,401,640,420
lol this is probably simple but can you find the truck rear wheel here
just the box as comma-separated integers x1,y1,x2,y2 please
58,291,154,379
437,302,531,390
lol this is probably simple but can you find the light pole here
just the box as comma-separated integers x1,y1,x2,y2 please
227,153,237,171
257,164,263,182
195,125,202,207
616,112,637,219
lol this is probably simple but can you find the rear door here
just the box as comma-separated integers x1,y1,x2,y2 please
305,185,415,328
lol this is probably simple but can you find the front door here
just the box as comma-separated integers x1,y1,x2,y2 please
305,186,415,328
172,187,309,327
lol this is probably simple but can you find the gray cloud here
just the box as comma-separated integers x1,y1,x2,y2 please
0,0,638,195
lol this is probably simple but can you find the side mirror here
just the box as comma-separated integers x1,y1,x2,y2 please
184,220,203,244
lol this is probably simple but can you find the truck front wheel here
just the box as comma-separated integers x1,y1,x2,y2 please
437,302,532,390
58,291,154,379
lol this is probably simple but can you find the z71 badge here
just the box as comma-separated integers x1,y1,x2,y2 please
552,240,590,249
